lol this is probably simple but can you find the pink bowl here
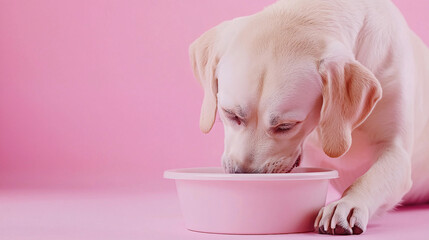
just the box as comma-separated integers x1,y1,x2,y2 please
164,167,338,234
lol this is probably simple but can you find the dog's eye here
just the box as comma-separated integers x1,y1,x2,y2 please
228,115,242,125
274,123,296,133
223,109,243,125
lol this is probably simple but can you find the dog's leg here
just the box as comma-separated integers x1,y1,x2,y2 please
314,142,412,235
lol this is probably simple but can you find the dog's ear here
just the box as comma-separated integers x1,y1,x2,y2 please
189,22,229,133
318,58,382,158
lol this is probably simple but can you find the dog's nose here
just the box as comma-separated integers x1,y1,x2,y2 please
223,163,249,173
222,156,255,173
229,164,258,173
223,165,245,173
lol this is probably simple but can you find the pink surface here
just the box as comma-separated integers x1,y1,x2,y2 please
0,0,429,239
1,189,428,240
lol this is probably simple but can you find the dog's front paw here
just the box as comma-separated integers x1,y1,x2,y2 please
314,197,369,235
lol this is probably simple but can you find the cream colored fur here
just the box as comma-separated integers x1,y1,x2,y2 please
189,0,429,235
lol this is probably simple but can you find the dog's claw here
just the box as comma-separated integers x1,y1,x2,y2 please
318,225,352,235
333,225,352,235
318,226,327,234
352,226,363,235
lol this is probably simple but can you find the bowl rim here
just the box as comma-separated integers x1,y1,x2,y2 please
164,167,338,181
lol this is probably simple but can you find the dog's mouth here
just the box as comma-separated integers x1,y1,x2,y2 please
269,154,302,173
224,154,302,174
286,154,302,173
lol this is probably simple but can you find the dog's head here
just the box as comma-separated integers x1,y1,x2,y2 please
189,15,382,173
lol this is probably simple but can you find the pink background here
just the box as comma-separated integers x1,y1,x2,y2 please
0,1,428,239
1,0,428,192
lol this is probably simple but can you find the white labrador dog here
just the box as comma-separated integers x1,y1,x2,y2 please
189,0,429,235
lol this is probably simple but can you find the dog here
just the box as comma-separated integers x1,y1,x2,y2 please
189,0,429,235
